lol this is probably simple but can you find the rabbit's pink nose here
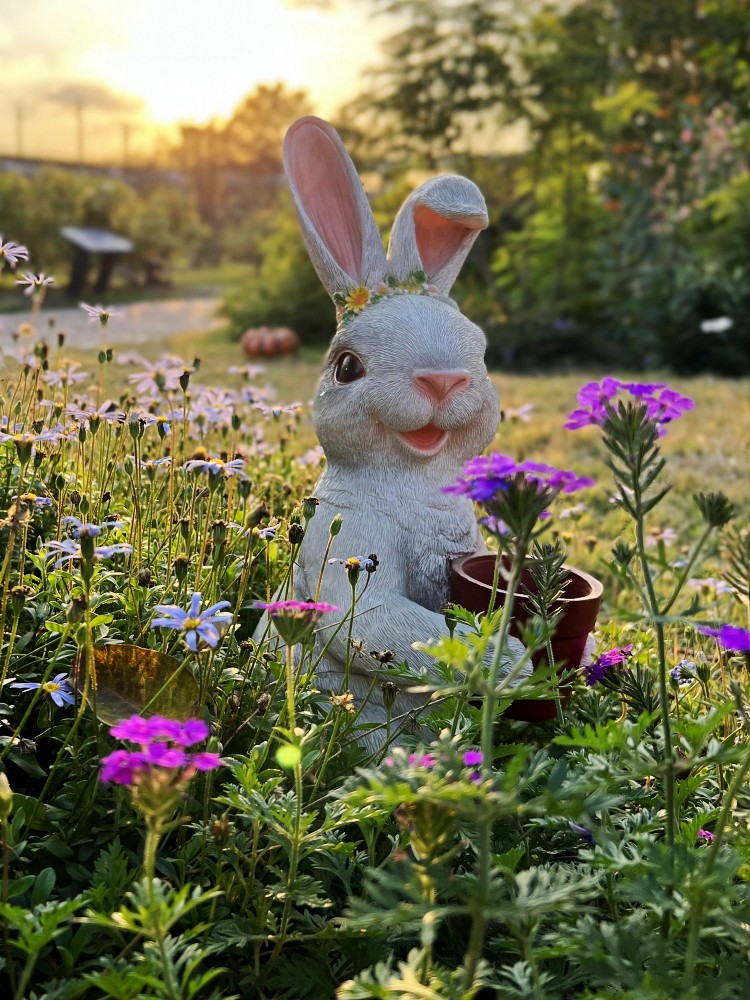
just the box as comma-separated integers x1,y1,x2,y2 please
413,370,471,403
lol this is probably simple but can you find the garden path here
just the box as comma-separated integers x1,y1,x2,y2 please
0,297,221,352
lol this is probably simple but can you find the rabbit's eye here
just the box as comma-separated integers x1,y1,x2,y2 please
334,352,365,384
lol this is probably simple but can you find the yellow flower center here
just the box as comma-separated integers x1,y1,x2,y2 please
345,287,370,311
182,617,202,630
42,682,61,694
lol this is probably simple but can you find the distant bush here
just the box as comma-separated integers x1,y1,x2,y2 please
221,195,335,344
0,168,206,288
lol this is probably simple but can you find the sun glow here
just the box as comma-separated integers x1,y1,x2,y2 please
0,0,385,160
77,0,381,126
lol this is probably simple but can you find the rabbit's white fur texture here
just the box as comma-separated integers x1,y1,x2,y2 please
260,117,529,751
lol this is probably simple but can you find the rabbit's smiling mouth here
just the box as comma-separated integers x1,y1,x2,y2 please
397,422,449,455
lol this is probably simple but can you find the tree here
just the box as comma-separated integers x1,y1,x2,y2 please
175,84,312,226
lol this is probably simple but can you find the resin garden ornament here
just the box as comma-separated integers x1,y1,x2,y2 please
272,116,529,748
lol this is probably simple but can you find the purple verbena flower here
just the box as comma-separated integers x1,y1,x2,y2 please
463,750,483,766
151,592,232,651
583,643,634,685
254,599,340,616
100,749,150,785
190,751,223,771
254,599,340,645
566,378,694,432
444,453,594,504
99,714,221,786
569,821,595,847
408,752,436,768
110,715,210,747
698,624,750,653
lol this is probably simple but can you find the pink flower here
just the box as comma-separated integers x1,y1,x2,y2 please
254,600,340,616
408,753,436,768
100,715,221,786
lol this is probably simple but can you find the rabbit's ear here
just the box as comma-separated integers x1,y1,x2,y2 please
387,176,488,294
284,117,386,297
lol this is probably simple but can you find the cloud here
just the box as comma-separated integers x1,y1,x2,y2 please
45,81,145,115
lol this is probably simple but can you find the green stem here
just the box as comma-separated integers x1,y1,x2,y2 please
635,517,675,850
463,553,525,990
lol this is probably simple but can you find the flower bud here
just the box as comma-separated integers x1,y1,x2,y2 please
67,594,88,624
247,504,269,528
128,414,144,441
329,514,343,537
302,496,319,521
10,585,31,613
173,554,190,582
381,680,398,711
612,540,636,567
288,522,305,546
694,491,735,529
210,818,231,843
442,603,458,638
0,772,13,821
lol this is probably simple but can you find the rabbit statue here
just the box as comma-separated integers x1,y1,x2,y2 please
266,116,528,750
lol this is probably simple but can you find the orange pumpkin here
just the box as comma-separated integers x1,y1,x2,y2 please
241,326,300,358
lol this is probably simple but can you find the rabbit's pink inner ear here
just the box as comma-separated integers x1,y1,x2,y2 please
287,127,362,280
413,205,474,278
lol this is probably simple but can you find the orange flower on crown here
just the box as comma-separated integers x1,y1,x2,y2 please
344,286,370,312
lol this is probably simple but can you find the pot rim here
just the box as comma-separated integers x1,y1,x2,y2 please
451,553,604,604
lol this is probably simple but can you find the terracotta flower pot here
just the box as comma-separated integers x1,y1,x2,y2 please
450,553,603,722
241,326,300,358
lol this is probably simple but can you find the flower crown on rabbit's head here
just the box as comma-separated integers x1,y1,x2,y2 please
284,116,489,333
333,270,443,329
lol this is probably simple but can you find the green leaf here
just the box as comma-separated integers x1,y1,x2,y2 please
71,644,199,725
31,866,56,906
7,875,36,899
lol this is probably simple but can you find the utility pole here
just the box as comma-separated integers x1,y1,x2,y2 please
122,122,132,167
15,102,24,157
75,99,84,162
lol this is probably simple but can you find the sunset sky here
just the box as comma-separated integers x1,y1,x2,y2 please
0,0,385,163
